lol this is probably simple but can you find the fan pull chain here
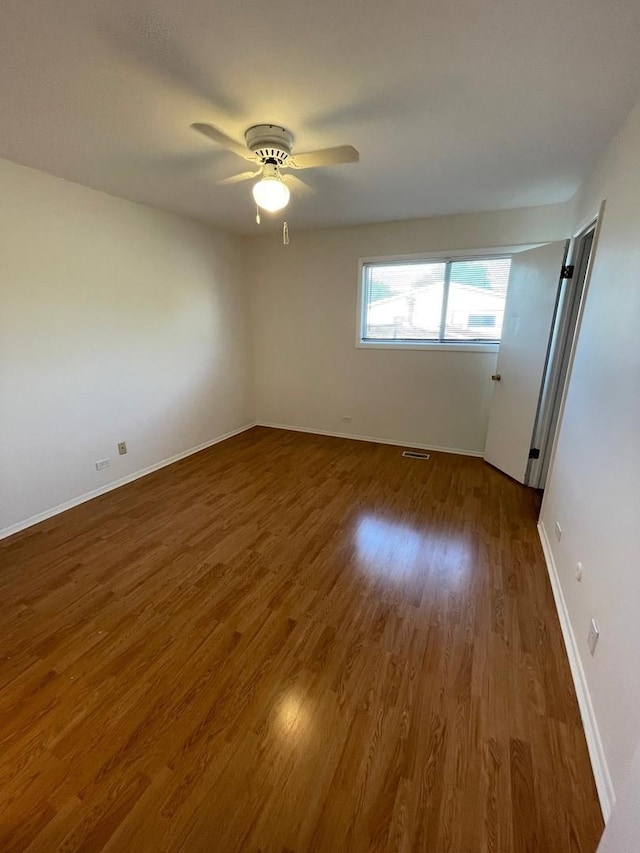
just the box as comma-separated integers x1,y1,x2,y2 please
255,205,261,225
283,221,289,245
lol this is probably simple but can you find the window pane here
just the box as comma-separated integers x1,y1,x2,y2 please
363,262,446,340
444,258,511,341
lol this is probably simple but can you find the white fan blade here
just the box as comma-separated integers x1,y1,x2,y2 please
191,123,255,160
218,169,262,185
288,145,359,170
282,173,314,195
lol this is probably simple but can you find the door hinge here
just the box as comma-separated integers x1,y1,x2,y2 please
561,264,574,279
529,447,540,459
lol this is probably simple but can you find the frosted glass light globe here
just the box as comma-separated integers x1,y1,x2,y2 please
252,175,290,213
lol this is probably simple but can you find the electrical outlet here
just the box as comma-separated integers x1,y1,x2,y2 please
118,442,127,455
575,562,583,581
554,521,562,542
587,618,600,655
95,459,110,471
341,416,352,424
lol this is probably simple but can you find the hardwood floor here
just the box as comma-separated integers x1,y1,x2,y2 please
0,427,603,852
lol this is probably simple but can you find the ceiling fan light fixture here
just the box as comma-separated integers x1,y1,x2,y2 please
252,164,290,213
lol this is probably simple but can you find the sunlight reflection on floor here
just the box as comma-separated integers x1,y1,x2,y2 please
276,689,311,744
354,513,472,585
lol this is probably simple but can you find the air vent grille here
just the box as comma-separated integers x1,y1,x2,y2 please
402,450,430,460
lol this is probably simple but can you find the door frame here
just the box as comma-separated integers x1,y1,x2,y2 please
526,202,606,488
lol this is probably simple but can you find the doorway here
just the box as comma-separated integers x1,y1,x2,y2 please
526,214,600,488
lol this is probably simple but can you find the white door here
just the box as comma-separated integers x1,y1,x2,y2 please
484,242,567,484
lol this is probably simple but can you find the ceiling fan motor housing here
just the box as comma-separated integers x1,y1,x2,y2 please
245,124,294,165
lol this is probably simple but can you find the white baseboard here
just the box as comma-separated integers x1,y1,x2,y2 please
538,521,615,822
257,422,484,457
0,422,257,541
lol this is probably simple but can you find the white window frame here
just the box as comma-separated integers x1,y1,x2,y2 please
356,249,515,353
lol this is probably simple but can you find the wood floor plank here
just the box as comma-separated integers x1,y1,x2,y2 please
0,427,603,851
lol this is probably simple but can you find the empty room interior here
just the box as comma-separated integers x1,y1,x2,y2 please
1,0,639,851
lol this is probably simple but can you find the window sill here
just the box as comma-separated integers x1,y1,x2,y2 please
356,340,499,353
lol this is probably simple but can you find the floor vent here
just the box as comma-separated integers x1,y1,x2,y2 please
402,450,430,460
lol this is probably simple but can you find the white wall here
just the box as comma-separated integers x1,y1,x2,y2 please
539,95,640,824
596,740,640,852
0,158,253,535
248,204,572,453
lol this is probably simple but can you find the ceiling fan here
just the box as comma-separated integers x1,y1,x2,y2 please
191,122,359,216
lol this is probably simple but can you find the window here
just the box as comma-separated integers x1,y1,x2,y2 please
359,256,512,347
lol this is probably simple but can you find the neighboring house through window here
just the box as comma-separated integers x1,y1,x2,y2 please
358,256,512,349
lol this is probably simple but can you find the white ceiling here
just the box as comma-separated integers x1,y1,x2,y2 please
1,0,639,234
